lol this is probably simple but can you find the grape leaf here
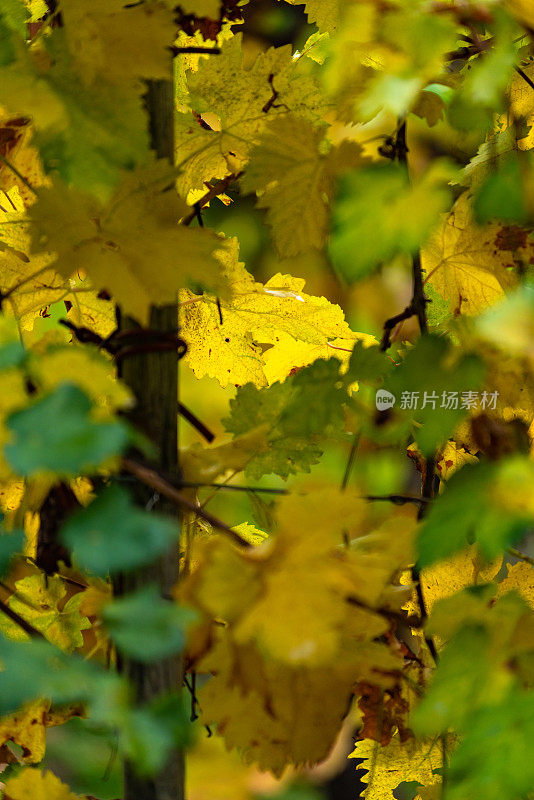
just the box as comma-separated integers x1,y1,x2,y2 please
0,29,151,199
242,115,363,257
60,0,175,84
277,0,340,34
384,334,485,456
175,33,324,194
102,585,197,662
422,191,521,316
224,358,348,479
4,383,131,478
0,699,82,765
3,767,81,800
417,457,534,568
349,735,443,800
196,628,400,776
330,161,454,282
0,574,90,651
61,484,179,576
29,166,223,323
180,247,359,388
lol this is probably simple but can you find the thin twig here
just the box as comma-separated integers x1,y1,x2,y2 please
363,493,430,507
347,595,422,630
177,402,214,443
341,433,360,490
0,153,38,195
121,457,252,548
181,481,286,494
508,547,534,566
171,46,221,55
182,172,243,226
515,65,534,92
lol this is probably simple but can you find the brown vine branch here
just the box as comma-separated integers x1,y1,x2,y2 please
171,46,221,55
347,596,422,630
182,172,243,226
121,457,252,548
508,547,534,566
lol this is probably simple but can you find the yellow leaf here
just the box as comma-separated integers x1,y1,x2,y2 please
422,191,519,315
0,699,83,764
175,34,324,193
29,166,223,324
3,767,81,800
349,735,443,800
61,0,175,84
197,629,398,776
497,561,534,609
278,0,340,33
29,345,132,419
497,57,534,152
0,574,90,652
181,485,415,667
421,546,502,616
503,0,534,29
180,246,360,387
181,427,270,484
187,730,288,800
436,440,478,482
242,116,363,257
232,522,269,547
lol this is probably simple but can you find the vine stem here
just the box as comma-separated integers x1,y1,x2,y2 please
122,457,252,548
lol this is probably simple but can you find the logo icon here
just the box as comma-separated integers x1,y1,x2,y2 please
375,390,396,411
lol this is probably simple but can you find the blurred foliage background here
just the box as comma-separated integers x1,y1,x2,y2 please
33,1,484,797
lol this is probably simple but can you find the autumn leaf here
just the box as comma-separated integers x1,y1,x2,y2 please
0,698,83,764
29,165,224,323
0,573,90,651
421,191,520,316
349,735,443,800
175,33,324,194
180,246,362,387
242,115,363,258
2,767,82,800
60,0,176,84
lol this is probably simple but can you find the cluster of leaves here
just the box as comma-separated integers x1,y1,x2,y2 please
1,0,534,799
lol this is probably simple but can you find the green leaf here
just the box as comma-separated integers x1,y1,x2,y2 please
122,693,192,777
0,340,26,370
61,484,178,576
0,636,126,719
417,457,534,568
102,586,197,663
4,383,130,478
445,688,534,800
384,335,485,456
346,340,393,384
0,526,24,576
329,162,454,282
411,624,492,734
224,358,347,479
473,153,527,224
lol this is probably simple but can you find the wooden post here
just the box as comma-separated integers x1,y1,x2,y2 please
115,75,185,800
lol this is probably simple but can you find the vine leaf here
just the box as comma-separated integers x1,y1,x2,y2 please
242,115,363,257
175,33,324,194
180,242,361,388
349,735,443,800
421,191,521,316
3,767,82,799
29,166,223,323
0,574,90,651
